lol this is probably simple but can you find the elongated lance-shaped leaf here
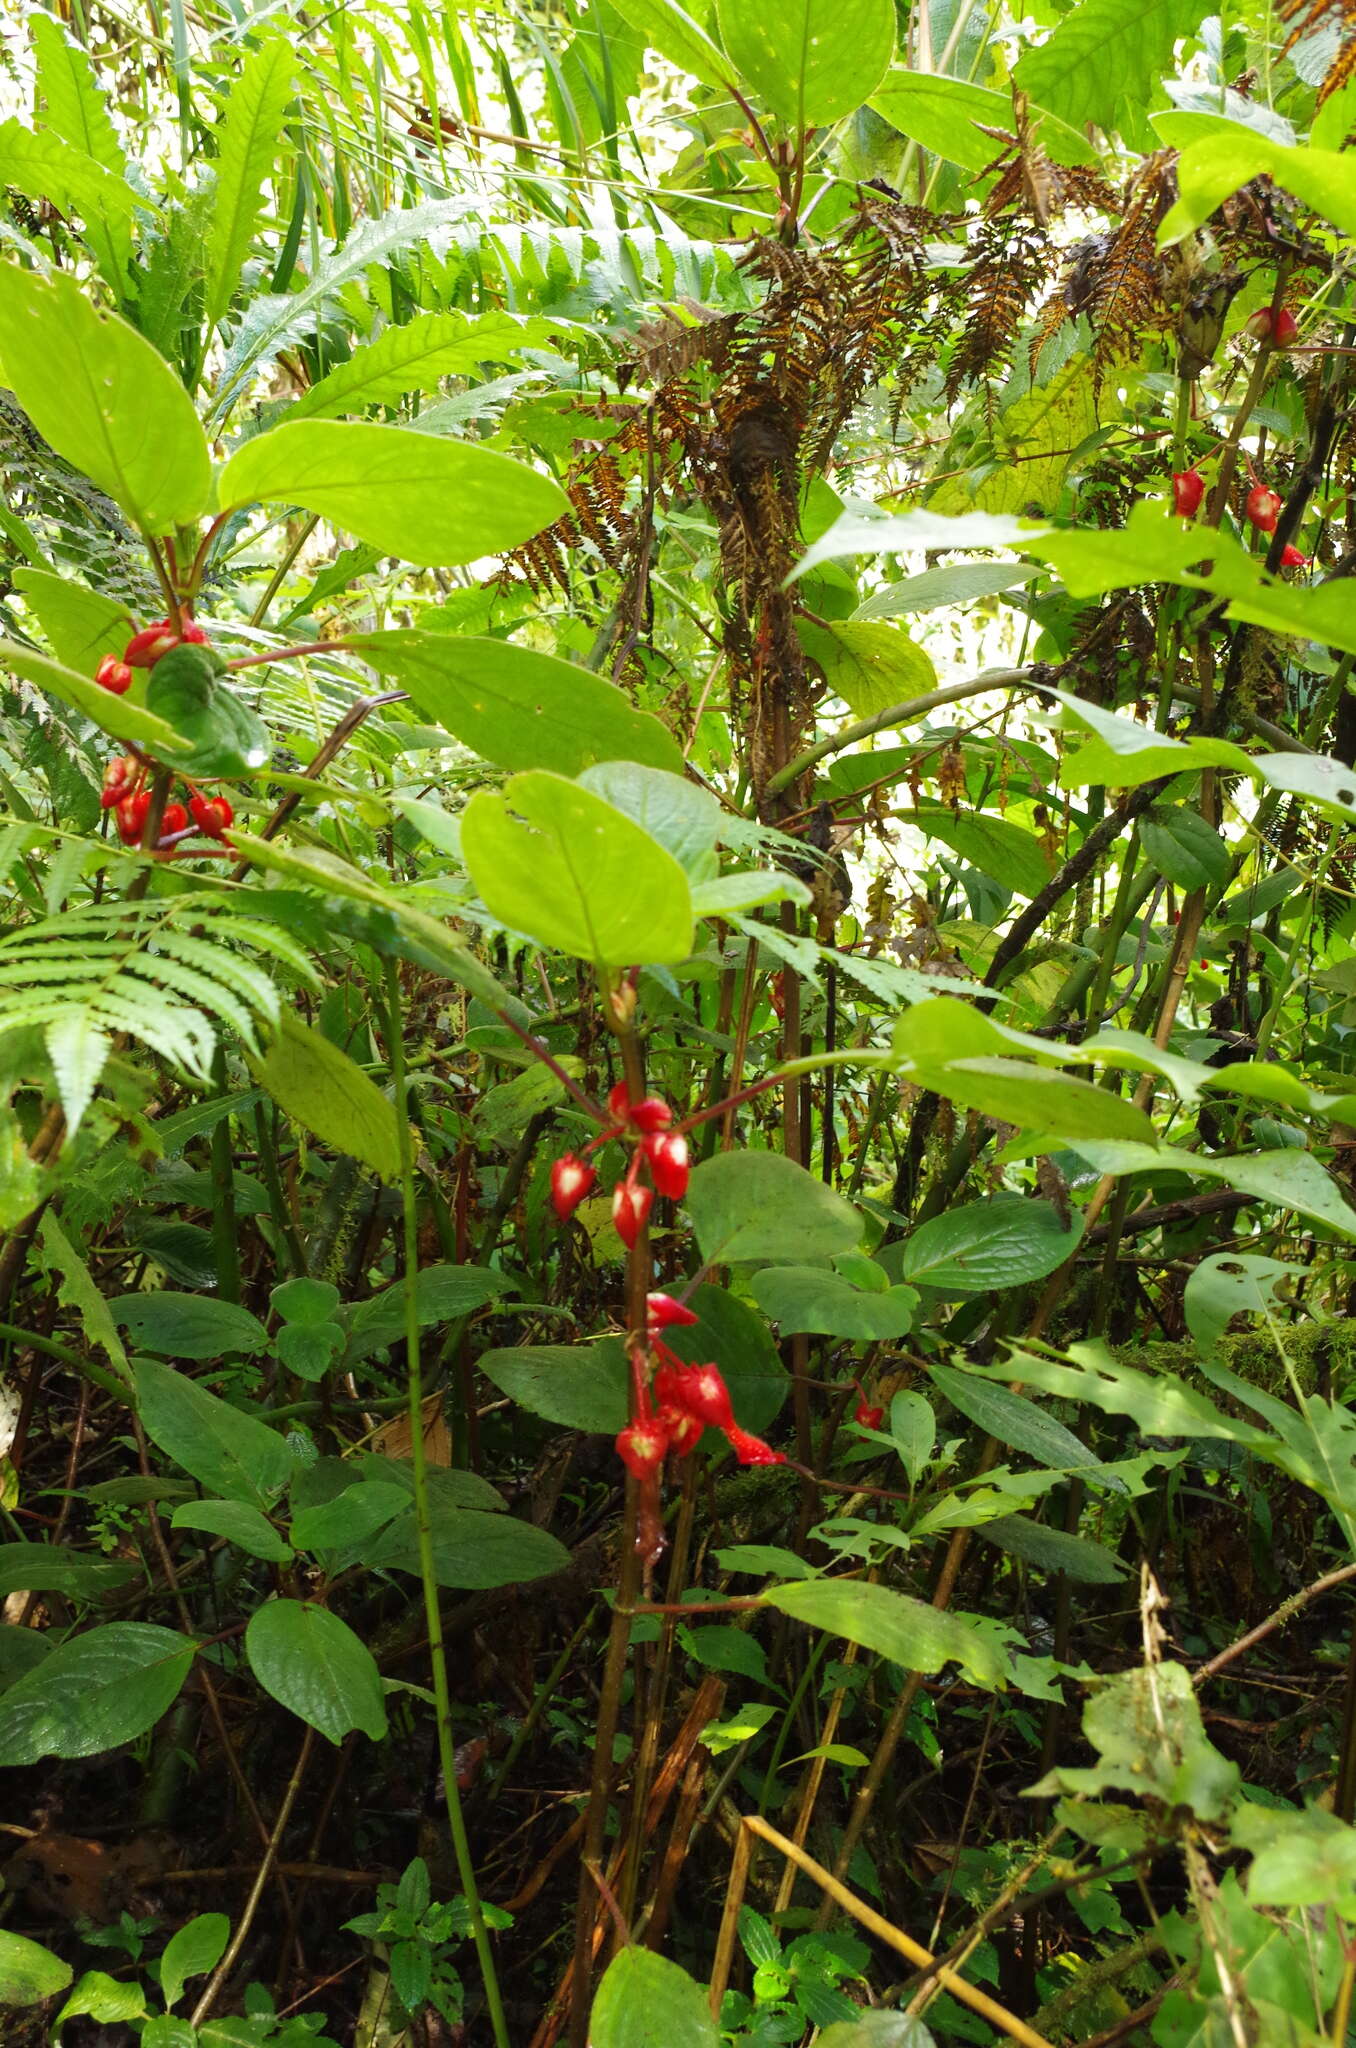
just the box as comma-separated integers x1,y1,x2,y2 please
203,38,297,333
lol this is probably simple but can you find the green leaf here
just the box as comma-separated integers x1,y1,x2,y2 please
361,1504,570,1590
461,770,694,965
792,507,1043,582
171,1499,293,1563
890,1392,935,1483
976,1514,1125,1583
1038,1661,1240,1820
751,1265,918,1340
216,420,568,569
928,1363,1121,1486
55,1970,148,2028
245,1600,387,1743
37,1209,130,1383
764,1577,1007,1688
898,807,1052,900
1013,0,1214,134
871,72,1095,169
1138,806,1231,890
160,1913,230,2011
0,1622,196,1766
141,2018,199,2048
901,1196,1082,1294
292,309,573,420
272,1277,341,1325
1233,1802,1356,1915
0,639,189,755
1184,1253,1297,1360
715,0,894,126
360,633,683,776
478,1341,629,1433
816,2016,935,2048
1071,1141,1356,1240
605,0,731,91
0,1627,53,1692
203,38,296,331
654,1284,790,1434
1160,129,1356,245
115,1293,268,1360
274,1321,344,1381
685,1150,862,1266
0,1543,136,1599
289,1481,409,1554
0,267,210,534
31,13,132,290
341,1263,515,1365
576,762,720,874
997,1342,1261,1444
0,1928,73,2007
0,119,140,234
590,1947,719,2048
250,1012,405,1183
145,644,270,779
134,1355,294,1507
853,559,1037,621
798,619,936,719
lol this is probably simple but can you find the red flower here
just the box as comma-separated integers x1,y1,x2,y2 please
190,794,235,839
160,802,189,836
550,1154,596,1221
725,1425,786,1467
607,1082,673,1133
1171,469,1204,518
1246,485,1282,534
854,1399,884,1430
115,790,152,844
616,1418,669,1480
95,653,134,695
657,1405,703,1456
1279,543,1308,568
645,1130,689,1199
612,1180,653,1248
646,1292,698,1331
670,1362,735,1431
1244,306,1299,347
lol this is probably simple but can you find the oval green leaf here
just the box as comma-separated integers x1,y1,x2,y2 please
134,1355,294,1508
0,1622,196,1766
716,0,894,126
245,1600,387,1744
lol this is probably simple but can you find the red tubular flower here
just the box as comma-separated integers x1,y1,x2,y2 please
115,790,152,845
671,1362,735,1431
725,1424,786,1467
647,1292,698,1331
854,1399,885,1430
645,1130,689,1199
160,802,189,836
95,654,134,695
616,1417,670,1480
1171,469,1204,518
612,1180,653,1248
190,794,235,838
658,1405,704,1457
606,1082,674,1133
124,620,181,668
1279,543,1308,568
1246,485,1282,534
550,1153,596,1221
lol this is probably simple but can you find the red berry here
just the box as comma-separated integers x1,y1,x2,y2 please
612,1181,653,1248
616,1418,669,1480
190,794,234,838
550,1154,596,1222
1245,305,1298,347
1246,485,1282,534
1279,543,1308,568
645,1130,689,1200
725,1424,786,1467
646,1292,698,1331
160,802,189,836
1171,469,1204,518
95,654,133,695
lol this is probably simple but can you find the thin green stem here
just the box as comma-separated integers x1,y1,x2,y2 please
385,958,510,2048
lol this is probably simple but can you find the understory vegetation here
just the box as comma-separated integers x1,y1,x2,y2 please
3,0,1356,2042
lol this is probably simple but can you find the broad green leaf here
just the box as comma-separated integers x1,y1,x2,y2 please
817,2016,935,2048
871,71,1095,168
461,770,694,964
478,1341,629,1433
0,1622,196,1766
272,1277,341,1324
361,1504,570,1590
655,1283,791,1434
1160,128,1356,245
134,1355,294,1507
799,619,936,719
0,268,210,533
902,1196,1082,1294
1233,1802,1356,1915
289,1481,408,1554
716,0,894,126
54,1970,147,2028
0,1543,135,1599
1252,749,1356,829
0,1928,73,2007
160,1913,230,2011
1071,1141,1356,1240
577,762,720,874
360,633,683,775
216,420,569,568
203,39,297,331
1038,1661,1240,1820
145,643,270,778
12,569,133,675
274,1321,343,1381
997,1343,1264,1443
37,1209,130,1384
0,119,140,232
115,1293,268,1360
171,1498,293,1563
764,1577,1007,1688
890,1392,936,1483
341,1263,517,1365
30,14,131,289
292,310,572,420
934,359,1107,519
1184,1253,1296,1360
898,806,1052,900
590,1947,719,2048
853,560,1037,621
250,1011,405,1182
1138,805,1231,890
0,640,189,755
921,1056,1154,1144
976,1514,1125,1583
929,1363,1122,1486
1014,0,1215,134
605,0,731,91
245,1600,387,1743
685,1150,862,1266
751,1265,918,1340
0,1628,53,1692
792,508,1045,582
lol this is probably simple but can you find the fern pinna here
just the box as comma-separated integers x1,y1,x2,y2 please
0,888,312,1133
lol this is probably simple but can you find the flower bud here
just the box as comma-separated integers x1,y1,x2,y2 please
550,1153,596,1221
1279,543,1308,568
854,1399,885,1431
190,794,235,838
657,1405,703,1456
1244,305,1298,347
612,1180,653,1248
725,1424,786,1467
646,1292,698,1330
1171,469,1204,518
606,1083,673,1133
1245,485,1282,534
645,1130,689,1200
124,620,180,668
95,654,133,695
616,1418,669,1480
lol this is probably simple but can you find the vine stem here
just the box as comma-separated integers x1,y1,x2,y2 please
385,958,510,2048
190,1726,315,2027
